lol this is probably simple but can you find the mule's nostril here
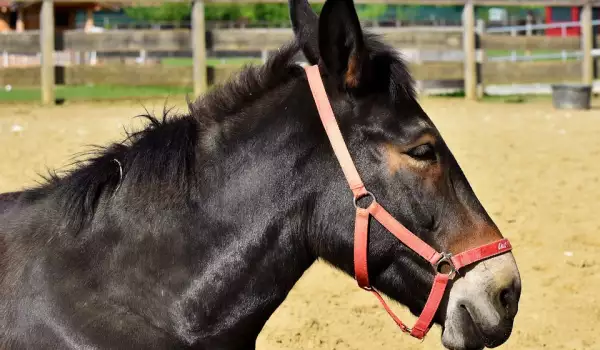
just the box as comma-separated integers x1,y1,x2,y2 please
500,288,511,308
498,281,519,317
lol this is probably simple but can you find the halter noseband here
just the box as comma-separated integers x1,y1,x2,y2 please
304,64,512,340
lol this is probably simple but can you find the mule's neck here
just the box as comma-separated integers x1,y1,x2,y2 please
169,77,343,348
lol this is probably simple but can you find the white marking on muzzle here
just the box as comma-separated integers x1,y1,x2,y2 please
442,252,521,348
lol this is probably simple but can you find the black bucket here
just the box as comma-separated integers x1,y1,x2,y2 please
551,83,592,110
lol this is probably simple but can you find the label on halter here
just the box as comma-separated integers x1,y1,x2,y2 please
498,241,509,251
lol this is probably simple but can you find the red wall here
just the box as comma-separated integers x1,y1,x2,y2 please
545,7,581,36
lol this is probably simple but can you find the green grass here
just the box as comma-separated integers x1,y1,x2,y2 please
0,57,263,103
0,85,561,104
0,57,266,103
0,85,193,103
486,49,575,61
162,57,263,67
1,51,579,104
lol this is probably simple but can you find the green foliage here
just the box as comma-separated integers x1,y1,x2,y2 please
123,7,152,21
125,3,292,23
254,4,288,22
357,4,388,20
0,85,194,103
124,3,350,25
205,4,252,21
206,3,324,23
394,5,419,21
123,4,544,25
124,3,191,22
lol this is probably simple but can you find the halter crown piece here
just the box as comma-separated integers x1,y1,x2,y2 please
303,64,513,340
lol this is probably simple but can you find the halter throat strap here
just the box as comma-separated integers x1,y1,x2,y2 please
303,64,512,340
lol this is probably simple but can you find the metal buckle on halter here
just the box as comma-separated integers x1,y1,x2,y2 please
433,253,458,280
353,191,376,210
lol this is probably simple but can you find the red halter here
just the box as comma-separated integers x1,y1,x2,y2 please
304,64,513,340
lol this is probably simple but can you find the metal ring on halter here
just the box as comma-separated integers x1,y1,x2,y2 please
353,191,376,210
433,253,457,280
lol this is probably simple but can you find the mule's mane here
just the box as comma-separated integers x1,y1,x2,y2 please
191,42,305,127
19,34,415,234
192,34,416,131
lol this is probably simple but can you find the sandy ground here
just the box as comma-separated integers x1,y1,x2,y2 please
1,96,599,350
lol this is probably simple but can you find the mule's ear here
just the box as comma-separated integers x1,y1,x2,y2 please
289,0,320,64
318,0,367,89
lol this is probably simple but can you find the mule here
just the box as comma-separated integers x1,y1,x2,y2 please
0,192,21,216
0,0,521,349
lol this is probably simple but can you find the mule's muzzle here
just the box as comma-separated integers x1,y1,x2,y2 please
460,295,517,348
442,252,521,350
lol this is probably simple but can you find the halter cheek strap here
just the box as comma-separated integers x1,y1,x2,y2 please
304,64,513,340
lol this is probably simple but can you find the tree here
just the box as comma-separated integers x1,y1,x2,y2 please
394,5,420,22
124,3,326,26
124,3,190,22
357,4,388,20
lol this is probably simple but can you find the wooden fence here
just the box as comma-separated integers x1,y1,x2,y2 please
0,59,591,90
0,2,598,103
0,28,470,53
1,28,597,88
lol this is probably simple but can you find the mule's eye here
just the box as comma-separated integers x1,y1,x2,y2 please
406,143,436,162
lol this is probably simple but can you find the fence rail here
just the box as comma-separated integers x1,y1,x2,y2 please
0,27,467,53
2,28,597,58
1,27,598,95
481,35,583,51
0,30,192,53
0,61,589,89
486,19,600,33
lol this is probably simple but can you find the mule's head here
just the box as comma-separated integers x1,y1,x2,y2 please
290,1,521,349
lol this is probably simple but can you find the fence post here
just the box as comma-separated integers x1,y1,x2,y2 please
476,19,486,99
16,6,24,32
192,0,207,97
40,0,55,105
581,3,594,85
139,49,147,64
561,24,567,61
462,1,477,100
525,13,532,57
510,28,517,61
